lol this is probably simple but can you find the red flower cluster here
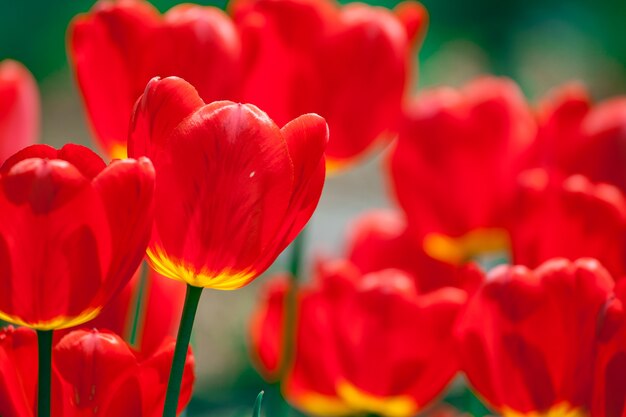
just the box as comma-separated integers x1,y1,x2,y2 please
69,0,426,168
1,0,625,415
251,210,482,416
250,74,626,417
390,76,626,275
0,326,194,416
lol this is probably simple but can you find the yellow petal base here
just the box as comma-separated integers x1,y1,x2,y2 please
109,143,127,160
291,392,355,417
290,381,418,417
0,307,102,331
423,228,510,265
337,381,418,417
147,245,257,290
503,403,587,417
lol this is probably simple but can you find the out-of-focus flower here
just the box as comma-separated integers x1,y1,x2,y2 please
0,144,154,330
231,0,426,170
345,209,482,293
508,169,626,277
0,326,38,417
390,77,535,265
128,76,327,290
69,0,241,158
593,280,626,417
533,83,626,194
251,260,472,417
0,60,39,164
0,326,194,417
457,258,614,417
80,268,186,353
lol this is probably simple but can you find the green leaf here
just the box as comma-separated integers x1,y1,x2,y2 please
253,391,265,417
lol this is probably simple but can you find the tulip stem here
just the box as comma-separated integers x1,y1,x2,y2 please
288,230,305,278
163,284,203,417
37,329,53,417
279,230,306,378
128,261,149,347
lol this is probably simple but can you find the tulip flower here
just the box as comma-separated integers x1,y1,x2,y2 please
69,0,241,158
0,59,39,163
593,280,626,417
0,144,154,330
0,326,194,417
457,258,614,417
0,143,154,416
508,169,626,277
390,77,535,265
128,76,327,416
533,83,626,194
345,209,483,293
232,0,426,170
251,260,473,417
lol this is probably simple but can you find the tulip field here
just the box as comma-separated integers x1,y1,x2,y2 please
0,0,625,416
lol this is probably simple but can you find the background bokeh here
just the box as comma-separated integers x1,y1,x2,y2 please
1,0,625,415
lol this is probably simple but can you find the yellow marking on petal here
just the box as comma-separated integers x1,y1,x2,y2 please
109,143,127,160
290,392,355,417
0,307,102,331
146,245,257,290
336,380,419,417
502,403,587,417
423,228,510,265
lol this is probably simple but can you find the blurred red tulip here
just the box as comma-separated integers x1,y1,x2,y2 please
0,60,39,164
345,209,483,293
251,260,472,417
0,326,38,417
0,144,154,330
0,326,194,417
232,0,426,170
390,77,535,265
534,83,626,195
128,76,327,290
458,258,614,417
84,268,186,353
508,169,626,277
593,280,626,417
69,0,241,158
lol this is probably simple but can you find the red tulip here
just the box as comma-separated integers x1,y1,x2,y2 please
0,326,194,417
534,83,626,194
81,268,186,353
457,258,614,416
390,77,535,264
251,260,470,417
345,209,482,293
0,60,39,164
508,169,626,277
593,280,626,417
232,0,426,169
0,144,154,330
0,326,38,417
69,0,242,158
128,76,327,289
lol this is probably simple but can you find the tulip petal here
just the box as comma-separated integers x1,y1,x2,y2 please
0,60,39,165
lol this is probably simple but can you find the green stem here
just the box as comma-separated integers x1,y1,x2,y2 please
37,329,53,417
128,261,149,347
279,230,306,378
288,231,305,278
162,284,203,417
